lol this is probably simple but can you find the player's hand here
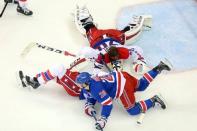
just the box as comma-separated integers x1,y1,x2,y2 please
85,103,96,117
95,116,107,130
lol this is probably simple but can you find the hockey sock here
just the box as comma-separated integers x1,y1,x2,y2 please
137,69,159,91
36,70,55,84
127,99,153,115
138,99,153,112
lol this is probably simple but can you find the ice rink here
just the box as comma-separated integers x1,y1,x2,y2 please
0,0,197,131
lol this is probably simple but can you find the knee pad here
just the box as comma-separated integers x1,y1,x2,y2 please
74,5,94,36
124,15,152,44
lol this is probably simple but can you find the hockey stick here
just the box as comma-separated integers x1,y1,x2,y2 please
0,1,8,18
100,59,112,73
68,57,86,70
20,42,87,71
20,42,76,58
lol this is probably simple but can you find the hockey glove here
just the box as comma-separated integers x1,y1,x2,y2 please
95,116,107,130
111,60,122,71
94,62,104,69
85,103,96,117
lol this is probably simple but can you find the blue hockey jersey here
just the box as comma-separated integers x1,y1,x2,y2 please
81,71,126,118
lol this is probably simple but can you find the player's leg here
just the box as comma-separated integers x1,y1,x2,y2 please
120,72,166,115
18,64,67,89
119,74,156,115
126,95,166,115
74,5,106,48
74,5,96,37
136,58,172,91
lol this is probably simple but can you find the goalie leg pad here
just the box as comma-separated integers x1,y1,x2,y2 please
123,15,152,43
74,5,94,36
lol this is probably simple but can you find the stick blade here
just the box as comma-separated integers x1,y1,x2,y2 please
20,42,36,58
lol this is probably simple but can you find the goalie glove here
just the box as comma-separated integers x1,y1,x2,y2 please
85,103,96,117
95,116,107,130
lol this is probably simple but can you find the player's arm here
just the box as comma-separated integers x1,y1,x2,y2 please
91,85,113,119
80,88,97,116
91,84,113,130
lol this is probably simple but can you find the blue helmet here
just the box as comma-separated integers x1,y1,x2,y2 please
75,72,91,84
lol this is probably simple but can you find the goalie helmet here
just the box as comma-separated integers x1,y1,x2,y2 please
76,72,91,84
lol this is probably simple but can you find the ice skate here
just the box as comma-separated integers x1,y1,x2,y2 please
153,58,173,73
18,71,40,89
151,95,166,109
17,4,33,16
18,70,27,87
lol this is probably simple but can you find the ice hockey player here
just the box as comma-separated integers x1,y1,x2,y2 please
74,6,151,73
4,0,33,16
97,45,146,73
75,58,172,130
18,64,81,97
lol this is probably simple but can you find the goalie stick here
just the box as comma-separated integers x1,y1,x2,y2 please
20,42,76,58
0,1,8,18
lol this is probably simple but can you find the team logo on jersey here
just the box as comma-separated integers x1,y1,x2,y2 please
99,90,107,98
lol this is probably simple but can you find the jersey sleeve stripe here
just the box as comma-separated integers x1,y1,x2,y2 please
101,97,113,105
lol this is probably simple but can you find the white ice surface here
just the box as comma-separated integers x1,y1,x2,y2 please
0,0,197,131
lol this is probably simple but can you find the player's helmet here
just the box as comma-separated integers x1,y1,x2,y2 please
75,72,91,84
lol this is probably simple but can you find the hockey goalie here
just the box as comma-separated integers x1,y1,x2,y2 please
74,5,152,74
